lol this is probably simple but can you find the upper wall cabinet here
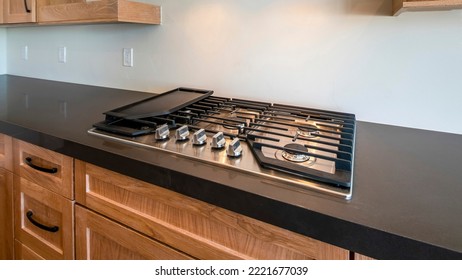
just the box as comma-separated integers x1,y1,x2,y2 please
37,0,160,25
1,0,160,25
393,0,462,15
3,0,37,23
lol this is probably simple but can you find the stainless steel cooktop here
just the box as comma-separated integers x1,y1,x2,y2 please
89,88,356,199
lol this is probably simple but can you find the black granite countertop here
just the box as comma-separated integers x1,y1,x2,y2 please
1,75,461,259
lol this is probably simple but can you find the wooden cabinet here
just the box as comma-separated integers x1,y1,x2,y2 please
37,0,161,25
1,0,160,25
76,206,193,260
0,134,13,260
393,0,462,15
75,160,349,260
12,139,75,260
3,0,37,23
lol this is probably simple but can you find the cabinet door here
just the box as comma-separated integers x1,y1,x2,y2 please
14,175,74,259
0,168,13,260
75,206,193,260
3,0,36,23
4,0,36,23
36,0,161,24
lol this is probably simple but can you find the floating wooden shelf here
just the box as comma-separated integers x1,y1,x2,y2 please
393,0,462,15
36,0,161,25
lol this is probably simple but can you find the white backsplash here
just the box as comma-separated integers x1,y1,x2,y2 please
5,0,462,134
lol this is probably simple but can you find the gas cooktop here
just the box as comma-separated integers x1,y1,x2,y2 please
89,87,356,199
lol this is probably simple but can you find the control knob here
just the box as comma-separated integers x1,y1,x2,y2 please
227,138,243,157
175,125,190,141
192,129,207,146
155,124,170,141
211,132,226,149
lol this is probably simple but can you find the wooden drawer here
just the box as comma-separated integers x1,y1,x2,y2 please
13,139,73,199
76,160,349,260
76,206,193,260
0,134,13,172
14,176,74,260
14,240,46,260
0,168,14,260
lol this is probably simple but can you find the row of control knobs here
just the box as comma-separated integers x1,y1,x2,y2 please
154,124,243,157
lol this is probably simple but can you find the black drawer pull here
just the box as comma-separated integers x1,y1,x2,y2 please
26,211,60,233
24,0,31,13
24,157,58,174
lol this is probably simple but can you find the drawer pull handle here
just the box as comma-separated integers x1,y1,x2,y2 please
26,211,60,233
24,157,58,174
24,0,31,13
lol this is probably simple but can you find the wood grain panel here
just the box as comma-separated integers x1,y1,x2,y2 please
75,160,349,260
37,0,161,24
4,0,37,23
75,206,193,260
0,134,13,172
393,0,462,15
353,253,375,260
0,169,14,260
14,239,46,260
13,139,74,199
14,175,74,259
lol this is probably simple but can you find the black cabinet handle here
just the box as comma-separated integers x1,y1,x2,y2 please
24,157,58,174
26,211,60,233
24,0,31,13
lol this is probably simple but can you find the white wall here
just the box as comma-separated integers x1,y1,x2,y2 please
6,0,462,134
0,29,6,74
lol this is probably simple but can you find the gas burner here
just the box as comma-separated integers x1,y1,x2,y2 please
297,125,319,138
281,143,310,163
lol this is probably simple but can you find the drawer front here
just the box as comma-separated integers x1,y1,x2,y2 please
13,139,73,199
75,206,193,260
0,134,13,171
14,240,46,260
14,176,74,260
76,160,349,260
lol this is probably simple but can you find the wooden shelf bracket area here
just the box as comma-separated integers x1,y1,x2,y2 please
36,0,161,25
393,0,462,15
